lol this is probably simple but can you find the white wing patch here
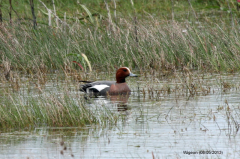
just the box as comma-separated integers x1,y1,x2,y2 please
89,85,110,92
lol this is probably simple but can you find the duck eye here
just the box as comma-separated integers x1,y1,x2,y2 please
123,69,127,72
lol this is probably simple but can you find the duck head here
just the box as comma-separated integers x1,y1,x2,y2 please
116,67,137,83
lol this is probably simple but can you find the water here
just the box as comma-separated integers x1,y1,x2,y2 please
1,72,240,158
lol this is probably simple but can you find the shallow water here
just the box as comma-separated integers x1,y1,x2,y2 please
1,72,240,158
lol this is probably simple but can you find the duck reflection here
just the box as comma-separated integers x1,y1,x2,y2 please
83,93,131,111
108,94,130,111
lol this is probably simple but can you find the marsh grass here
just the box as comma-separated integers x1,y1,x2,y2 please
1,13,240,74
0,80,119,130
135,69,240,101
0,1,240,73
224,100,240,136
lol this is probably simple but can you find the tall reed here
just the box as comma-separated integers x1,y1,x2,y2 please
0,0,240,74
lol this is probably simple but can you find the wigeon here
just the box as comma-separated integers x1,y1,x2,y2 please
80,67,137,96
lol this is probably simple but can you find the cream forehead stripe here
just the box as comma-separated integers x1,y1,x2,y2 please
122,67,131,73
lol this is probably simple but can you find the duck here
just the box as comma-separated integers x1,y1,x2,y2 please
80,67,137,96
